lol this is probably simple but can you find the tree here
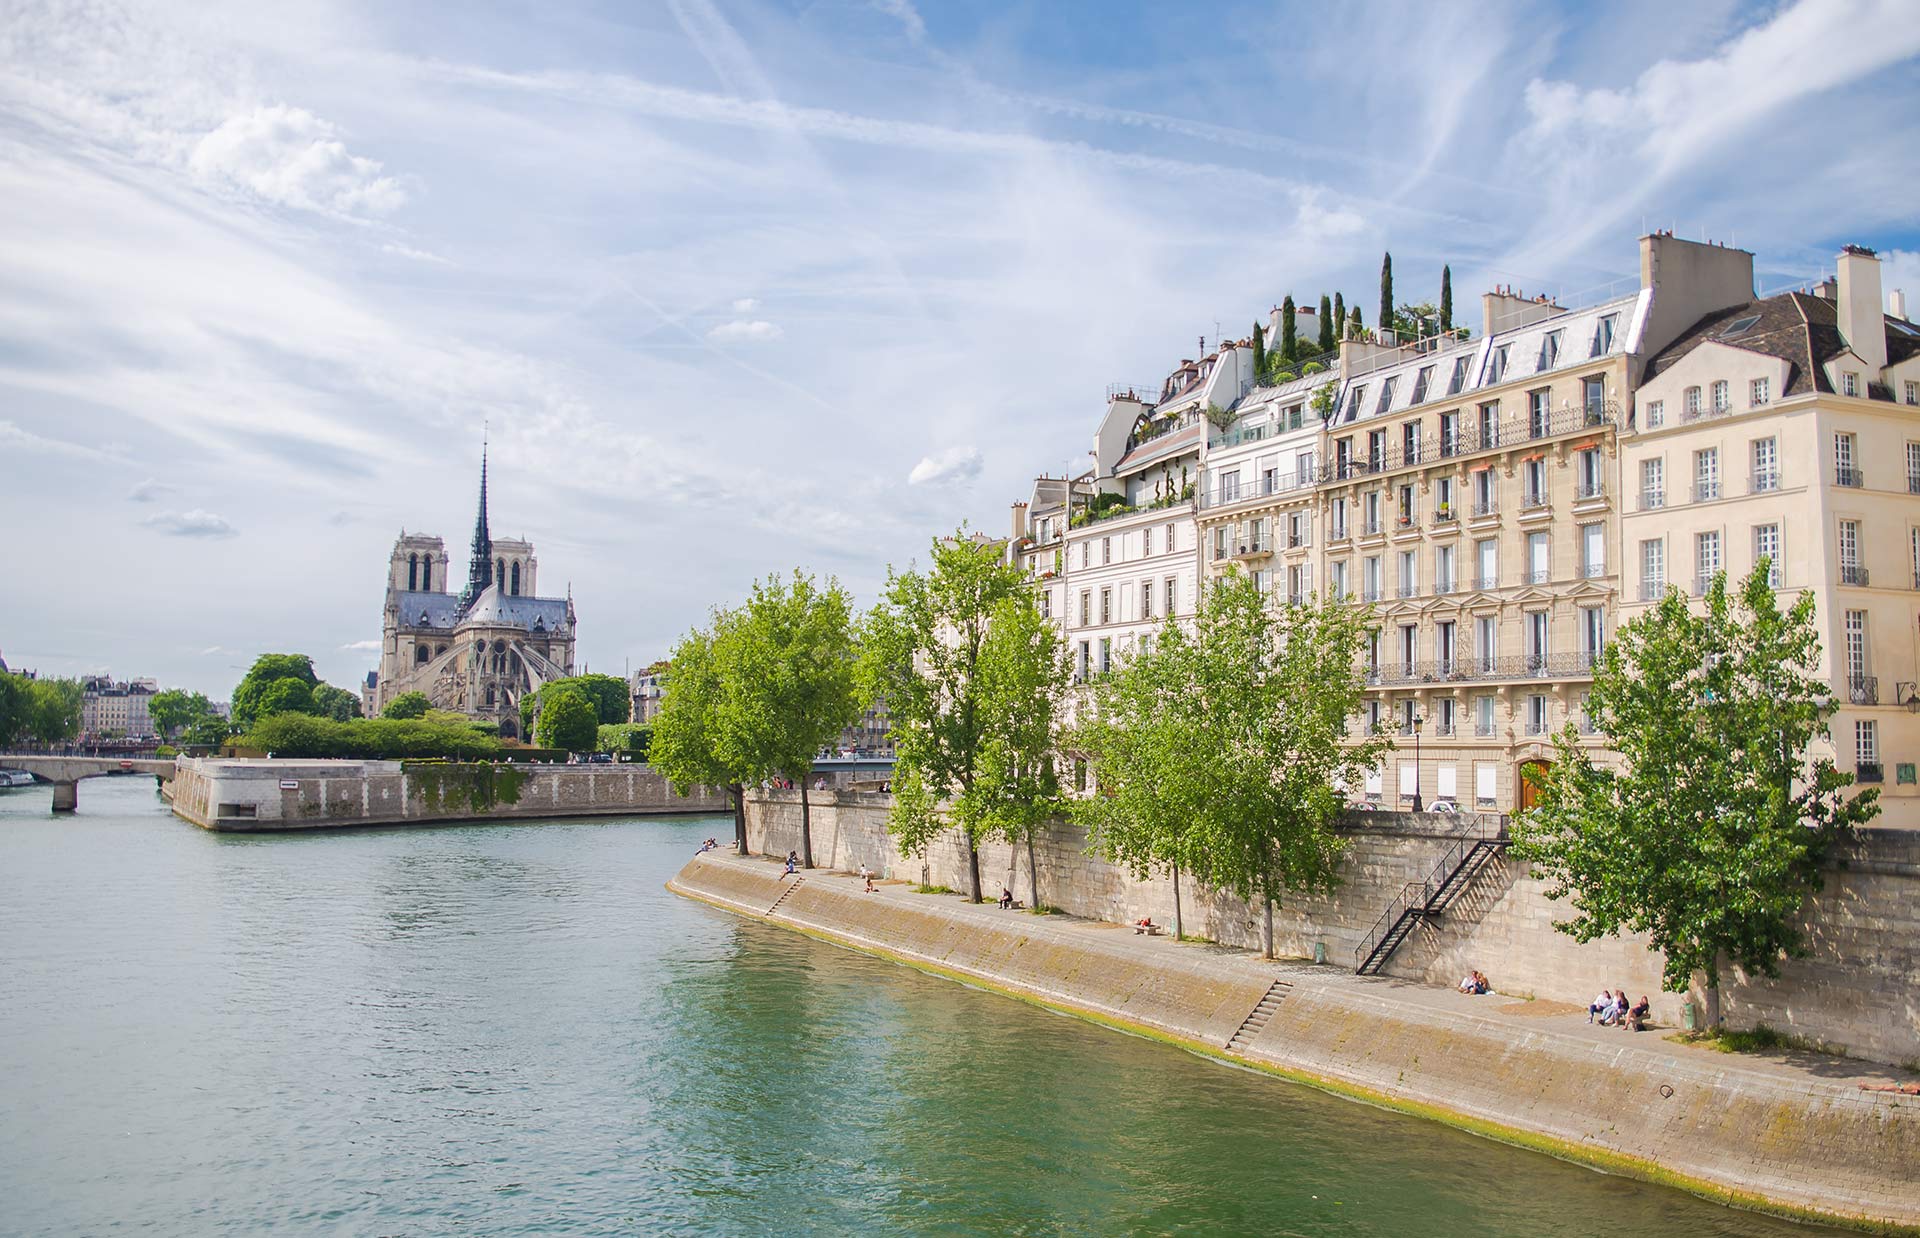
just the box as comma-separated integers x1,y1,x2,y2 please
258,678,316,718
1331,292,1345,343
535,686,598,752
709,571,863,869
1077,574,1386,955
650,617,750,853
150,689,206,739
1279,294,1298,364
1347,305,1363,340
1512,565,1878,1023
1378,251,1394,337
382,691,431,720
1250,321,1266,377
0,674,81,747
861,533,1033,902
1440,264,1453,333
523,673,630,733
597,722,651,758
1317,293,1335,352
311,683,362,722
231,655,319,730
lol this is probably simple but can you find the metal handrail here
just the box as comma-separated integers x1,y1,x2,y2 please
1354,815,1509,972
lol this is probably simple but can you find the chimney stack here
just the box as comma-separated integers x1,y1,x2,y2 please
1836,245,1886,374
1011,501,1028,543
1890,289,1909,322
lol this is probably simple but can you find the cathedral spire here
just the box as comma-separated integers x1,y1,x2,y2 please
457,432,494,614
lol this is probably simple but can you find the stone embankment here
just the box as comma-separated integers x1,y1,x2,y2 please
671,851,1920,1233
170,757,728,830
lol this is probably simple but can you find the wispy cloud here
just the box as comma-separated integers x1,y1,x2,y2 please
127,478,174,502
707,319,783,343
908,445,982,487
730,297,758,312
0,418,114,460
340,639,381,652
189,104,409,217
142,509,238,538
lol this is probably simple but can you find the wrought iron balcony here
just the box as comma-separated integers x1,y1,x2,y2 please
1524,718,1551,736
1574,478,1606,500
1433,507,1458,524
1751,471,1780,494
1836,466,1864,488
1433,577,1455,595
1639,576,1666,601
1395,583,1419,599
1360,518,1383,537
1840,562,1869,587
1581,561,1607,579
1640,488,1665,510
1693,480,1721,502
1362,586,1383,603
1848,674,1879,705
1471,498,1498,518
1522,568,1550,585
1521,489,1550,511
1475,574,1498,590
1857,761,1884,784
1394,514,1419,533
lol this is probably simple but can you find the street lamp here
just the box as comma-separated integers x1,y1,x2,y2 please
1410,711,1425,813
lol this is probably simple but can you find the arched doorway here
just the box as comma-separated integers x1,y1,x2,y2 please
1517,759,1553,811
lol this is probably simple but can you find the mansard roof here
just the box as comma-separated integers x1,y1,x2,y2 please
1645,291,1920,400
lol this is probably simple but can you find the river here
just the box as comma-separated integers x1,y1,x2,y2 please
0,776,1835,1235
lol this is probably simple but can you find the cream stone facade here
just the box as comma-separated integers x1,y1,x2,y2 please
367,448,577,737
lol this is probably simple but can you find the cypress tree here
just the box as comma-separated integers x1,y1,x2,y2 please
1279,295,1298,363
1251,321,1267,377
1317,294,1334,352
1349,305,1364,340
1332,292,1345,342
1379,251,1394,337
1440,265,1453,334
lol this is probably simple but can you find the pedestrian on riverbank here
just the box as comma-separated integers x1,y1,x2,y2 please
784,850,799,875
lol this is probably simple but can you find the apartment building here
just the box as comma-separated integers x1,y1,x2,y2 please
1624,244,1920,825
80,677,158,740
1196,370,1339,606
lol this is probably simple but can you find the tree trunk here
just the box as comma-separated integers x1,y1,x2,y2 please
967,840,983,904
1026,833,1040,912
798,776,815,870
1262,897,1275,960
1171,863,1183,941
731,783,747,855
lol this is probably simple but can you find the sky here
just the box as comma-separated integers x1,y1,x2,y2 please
3,0,1919,699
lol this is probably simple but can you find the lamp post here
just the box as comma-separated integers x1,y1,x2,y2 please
1411,711,1425,812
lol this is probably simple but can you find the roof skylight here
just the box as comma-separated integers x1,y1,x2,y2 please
1721,314,1762,338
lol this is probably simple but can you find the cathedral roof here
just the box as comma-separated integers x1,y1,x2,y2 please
455,585,571,632
394,591,461,630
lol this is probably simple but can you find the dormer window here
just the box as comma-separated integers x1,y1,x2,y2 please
1843,371,1860,397
1375,376,1397,415
1447,355,1468,395
1347,384,1367,418
1486,345,1510,385
1410,366,1433,404
1590,314,1617,356
1538,330,1562,370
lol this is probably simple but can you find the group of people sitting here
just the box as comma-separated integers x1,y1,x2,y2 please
1590,989,1651,1031
1457,970,1491,995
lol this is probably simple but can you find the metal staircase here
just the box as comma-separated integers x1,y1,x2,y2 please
767,876,804,915
1354,819,1509,976
1225,980,1291,1052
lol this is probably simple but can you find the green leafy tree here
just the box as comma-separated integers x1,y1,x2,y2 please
1348,305,1363,339
231,655,319,730
1076,574,1386,955
710,571,863,868
0,674,82,747
1440,264,1453,333
1331,292,1344,343
597,722,651,757
242,713,500,759
1317,293,1335,352
382,691,431,720
1279,294,1298,364
650,617,751,853
1250,321,1266,377
861,533,1050,902
311,683,363,722
1378,251,1393,336
1512,566,1878,1023
150,689,209,739
522,673,631,734
534,686,598,752
258,678,316,718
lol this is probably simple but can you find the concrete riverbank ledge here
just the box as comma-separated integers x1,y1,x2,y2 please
170,757,728,830
671,852,1920,1232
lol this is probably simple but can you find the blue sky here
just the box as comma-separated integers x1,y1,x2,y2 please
3,0,1918,698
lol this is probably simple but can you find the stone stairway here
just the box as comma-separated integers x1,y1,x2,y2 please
1225,980,1291,1052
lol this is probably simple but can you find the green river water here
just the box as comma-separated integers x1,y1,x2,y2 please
0,776,1836,1235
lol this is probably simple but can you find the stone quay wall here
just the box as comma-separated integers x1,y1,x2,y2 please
171,758,729,830
671,852,1920,1232
745,789,1920,1067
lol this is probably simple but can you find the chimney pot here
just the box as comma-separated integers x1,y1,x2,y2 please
1836,246,1887,373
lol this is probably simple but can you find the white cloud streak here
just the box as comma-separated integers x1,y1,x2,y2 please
142,509,238,538
908,445,983,487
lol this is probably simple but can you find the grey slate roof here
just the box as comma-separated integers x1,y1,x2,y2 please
392,586,569,632
1645,291,1920,399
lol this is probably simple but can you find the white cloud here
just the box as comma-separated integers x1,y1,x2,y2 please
189,105,408,217
141,509,238,538
908,445,983,487
707,319,783,343
0,419,113,460
382,241,451,265
340,639,381,652
730,297,758,312
127,478,173,502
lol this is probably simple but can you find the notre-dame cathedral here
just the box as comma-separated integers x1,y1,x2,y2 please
365,446,577,737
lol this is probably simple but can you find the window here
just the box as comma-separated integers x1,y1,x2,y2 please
1644,399,1664,429
1583,375,1606,418
1486,345,1510,385
1364,489,1382,533
1076,641,1090,682
1474,760,1497,810
1473,467,1495,515
1436,544,1455,593
1684,386,1701,418
1368,430,1387,471
1846,610,1868,686
1754,524,1781,587
1525,610,1548,668
1538,330,1562,370
1437,620,1457,672
1694,447,1720,502
1907,380,1919,406
1843,371,1859,397
1857,720,1880,780
1475,617,1496,673
1711,380,1730,413
1165,522,1176,552
1839,520,1864,585
1399,624,1417,676
1330,496,1349,539
1436,476,1455,517
1102,536,1113,565
1039,589,1051,620
1099,588,1111,624
1363,556,1382,602
1336,436,1355,477
1591,314,1617,357
1908,442,1920,494
1576,447,1602,498
1348,384,1368,418
1721,314,1761,338
1376,377,1398,415
1752,437,1778,492
1397,549,1416,597
1641,457,1665,509
1528,389,1551,437
1474,698,1495,739
1330,560,1349,600
1439,410,1459,456
1165,576,1177,615
1835,432,1860,487
1640,538,1665,599
1580,606,1604,665
1695,531,1722,593
1750,377,1769,407
1081,544,1090,569
1397,483,1415,524
1411,366,1433,404
1477,401,1500,448
1447,356,1468,395
1476,538,1497,589
1098,638,1111,676
1581,522,1605,577
1142,526,1153,556
1912,528,1920,592
1526,694,1550,735
1399,757,1418,798
1526,531,1549,584
1522,457,1547,507
1140,579,1154,620
1079,591,1091,626
1402,420,1419,465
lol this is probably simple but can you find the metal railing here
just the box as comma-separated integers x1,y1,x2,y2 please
1840,562,1869,586
1521,489,1550,511
1361,652,1601,687
1639,577,1665,601
1848,674,1879,705
1640,488,1665,510
1475,574,1498,590
1752,471,1780,494
1522,568,1550,585
1575,478,1606,500
1433,508,1457,524
1354,817,1510,974
1837,466,1864,488
1857,761,1884,783
1395,583,1419,599
1581,561,1607,579
1693,480,1721,502
1360,517,1383,536
1471,498,1498,518
1320,402,1619,484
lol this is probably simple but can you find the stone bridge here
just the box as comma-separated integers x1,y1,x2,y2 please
0,755,175,812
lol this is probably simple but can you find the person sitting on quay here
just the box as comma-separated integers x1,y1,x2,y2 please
864,872,878,893
1624,995,1651,1032
1458,971,1489,995
1589,990,1614,1023
999,887,1014,910
1599,989,1629,1026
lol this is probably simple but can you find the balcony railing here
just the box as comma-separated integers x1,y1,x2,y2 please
1360,652,1601,687
1319,402,1620,485
1522,568,1550,585
1521,489,1550,511
1395,583,1419,599
1640,488,1665,510
1394,515,1419,533
1362,586,1383,602
1434,721,1456,737
1857,761,1884,784
1287,531,1311,549
1524,718,1551,736
1474,719,1496,737
1360,518,1383,537
1836,466,1863,488
1433,577,1455,595
1579,561,1605,579
1840,562,1869,586
1693,480,1721,502
1848,674,1879,705
1433,508,1457,524
1575,478,1606,500
1329,524,1350,542
1751,471,1779,494
1475,574,1498,590
1639,576,1666,601
1471,497,1497,518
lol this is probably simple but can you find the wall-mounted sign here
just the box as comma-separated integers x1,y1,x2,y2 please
279,780,301,790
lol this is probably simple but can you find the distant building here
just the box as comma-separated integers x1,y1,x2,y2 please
80,677,157,740
630,660,668,723
366,444,578,737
